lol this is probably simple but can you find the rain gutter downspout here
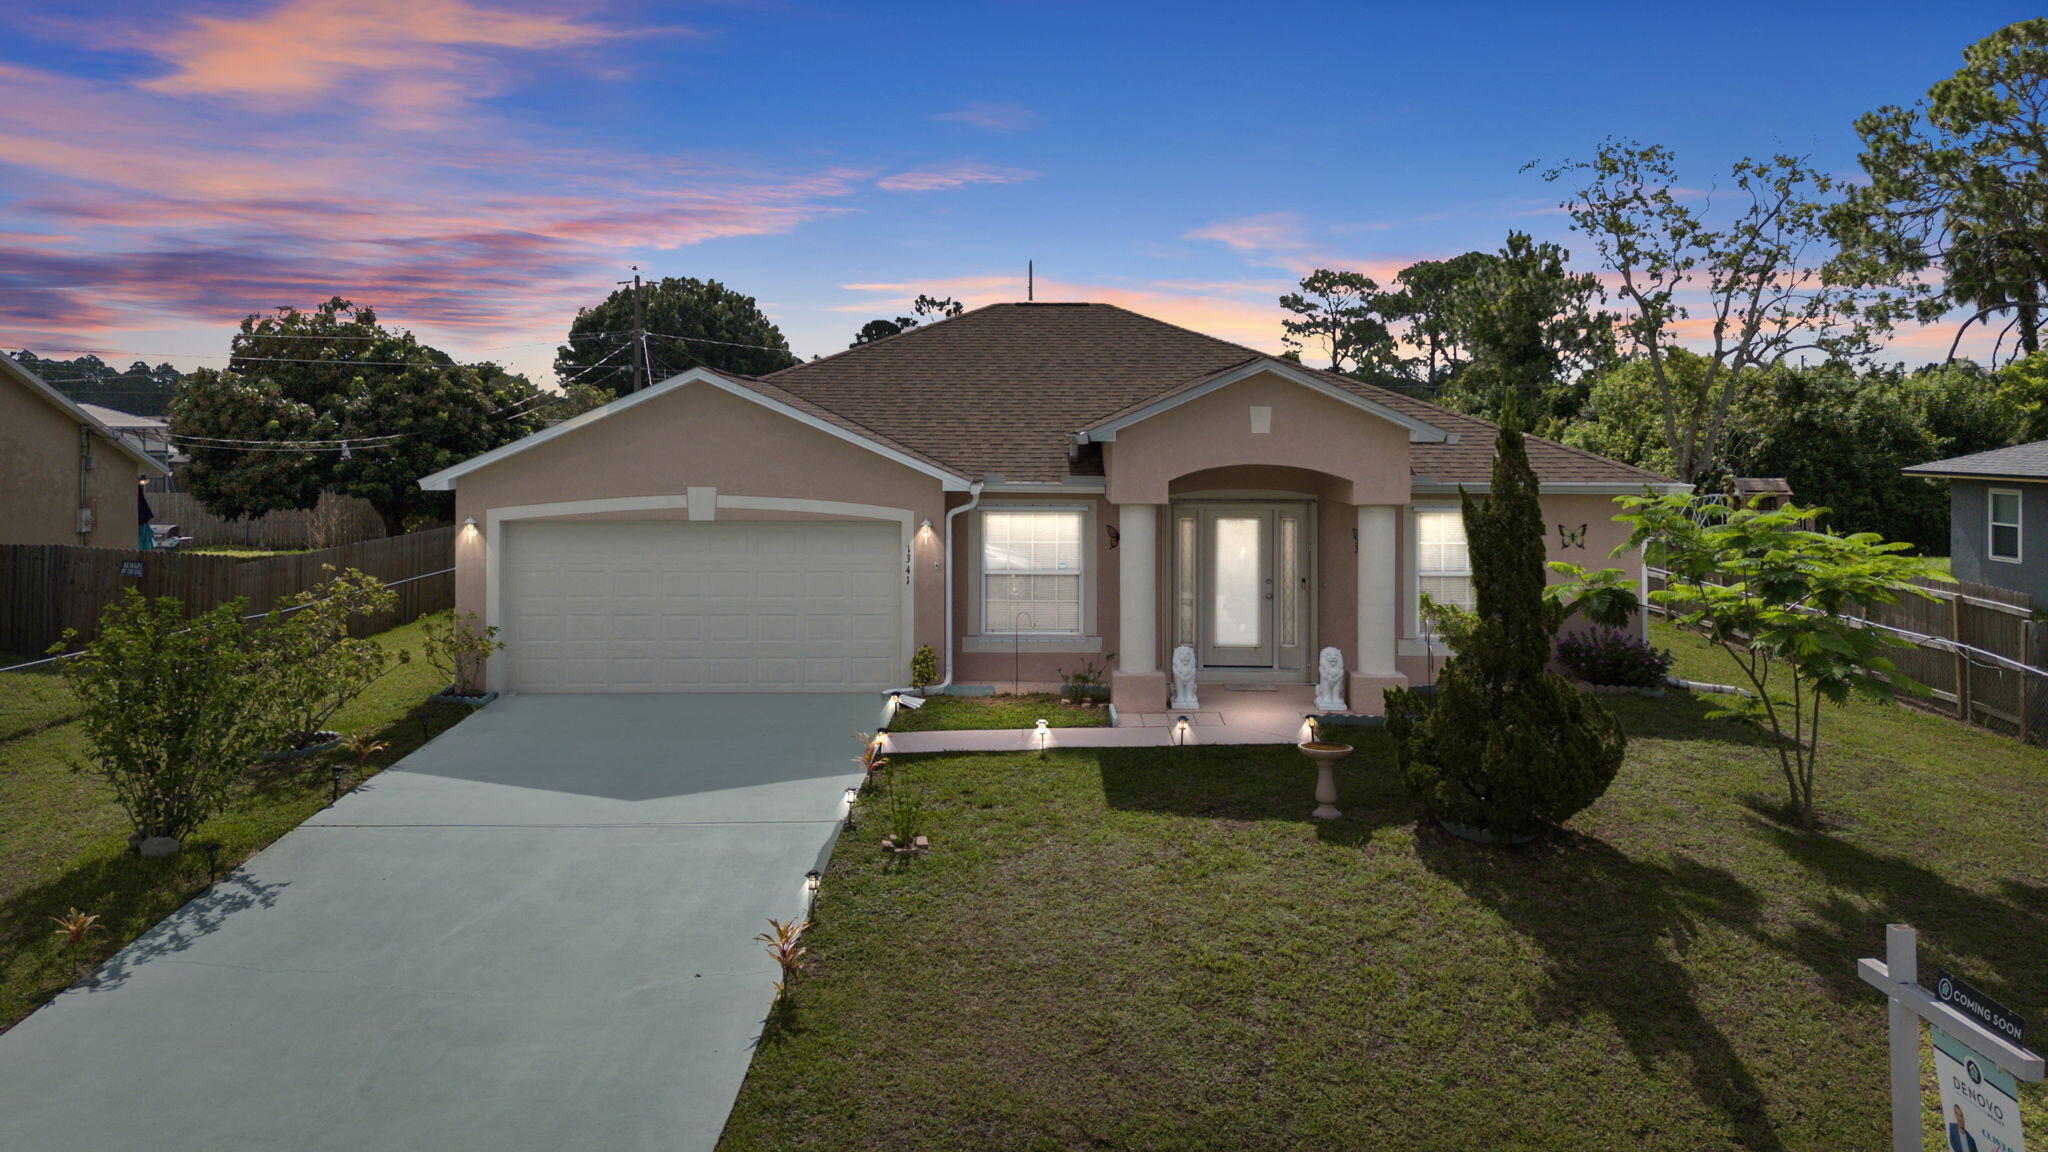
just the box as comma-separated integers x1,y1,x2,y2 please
885,478,985,699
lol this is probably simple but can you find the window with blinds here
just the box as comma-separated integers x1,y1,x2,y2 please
1416,508,1474,615
983,510,1085,633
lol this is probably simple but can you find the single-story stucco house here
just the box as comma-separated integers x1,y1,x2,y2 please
1904,440,2048,604
0,355,171,548
419,302,1681,712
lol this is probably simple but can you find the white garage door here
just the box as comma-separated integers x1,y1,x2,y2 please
502,520,903,692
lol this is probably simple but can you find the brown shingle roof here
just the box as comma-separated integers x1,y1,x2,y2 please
760,302,1672,488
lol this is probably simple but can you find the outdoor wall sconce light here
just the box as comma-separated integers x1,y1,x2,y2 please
462,516,479,535
805,870,822,893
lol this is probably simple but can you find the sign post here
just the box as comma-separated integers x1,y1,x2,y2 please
1860,924,2043,1152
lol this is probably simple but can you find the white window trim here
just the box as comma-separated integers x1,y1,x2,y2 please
1407,503,1471,639
970,502,1098,642
1989,487,2024,564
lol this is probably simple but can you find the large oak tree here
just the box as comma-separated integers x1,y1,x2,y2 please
171,298,547,536
554,276,798,396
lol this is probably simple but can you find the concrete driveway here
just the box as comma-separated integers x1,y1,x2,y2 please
0,693,876,1152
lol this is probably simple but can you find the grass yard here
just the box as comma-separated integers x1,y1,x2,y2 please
0,616,464,1033
889,692,1112,732
721,622,2048,1151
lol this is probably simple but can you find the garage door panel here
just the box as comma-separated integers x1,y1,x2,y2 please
504,520,902,693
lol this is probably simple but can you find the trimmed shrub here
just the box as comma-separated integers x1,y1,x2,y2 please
1556,629,1675,688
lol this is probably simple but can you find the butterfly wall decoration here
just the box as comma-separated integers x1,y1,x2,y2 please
1557,523,1588,549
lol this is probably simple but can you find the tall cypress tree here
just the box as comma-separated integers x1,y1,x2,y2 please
1384,406,1626,838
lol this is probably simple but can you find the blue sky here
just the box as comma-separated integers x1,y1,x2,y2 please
0,0,2032,386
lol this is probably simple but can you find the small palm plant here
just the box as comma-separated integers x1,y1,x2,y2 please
50,908,101,946
755,917,808,999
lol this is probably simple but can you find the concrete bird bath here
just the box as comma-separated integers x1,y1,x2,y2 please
1297,741,1352,821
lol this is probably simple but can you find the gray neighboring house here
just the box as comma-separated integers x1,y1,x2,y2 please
1904,440,2048,603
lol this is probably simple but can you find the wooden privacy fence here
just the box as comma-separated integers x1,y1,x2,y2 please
0,526,455,656
1646,568,2048,746
145,491,389,550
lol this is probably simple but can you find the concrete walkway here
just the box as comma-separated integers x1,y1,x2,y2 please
0,694,875,1152
884,684,1354,754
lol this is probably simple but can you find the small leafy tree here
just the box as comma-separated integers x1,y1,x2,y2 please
262,566,408,749
421,611,503,697
1384,410,1627,838
909,644,938,692
1615,494,1942,827
56,592,284,843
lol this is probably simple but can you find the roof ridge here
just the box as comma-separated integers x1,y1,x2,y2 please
763,301,995,381
1084,301,1530,437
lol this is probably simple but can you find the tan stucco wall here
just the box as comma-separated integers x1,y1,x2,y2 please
950,492,1122,689
442,372,1647,700
1102,371,1414,506
0,375,146,548
1391,492,1646,685
451,381,949,688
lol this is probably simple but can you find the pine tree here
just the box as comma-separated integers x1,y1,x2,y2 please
1384,406,1626,838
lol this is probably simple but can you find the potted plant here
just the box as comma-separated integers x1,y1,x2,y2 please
1057,652,1115,706
422,611,504,706
1383,407,1626,845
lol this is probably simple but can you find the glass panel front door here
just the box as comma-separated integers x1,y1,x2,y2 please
1181,502,1311,673
1199,508,1275,667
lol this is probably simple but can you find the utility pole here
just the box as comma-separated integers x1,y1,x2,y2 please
619,267,648,393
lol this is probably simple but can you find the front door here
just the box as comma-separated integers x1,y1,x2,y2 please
1199,507,1274,667
1182,503,1311,673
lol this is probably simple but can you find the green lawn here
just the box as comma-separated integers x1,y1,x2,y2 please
889,692,1111,732
0,616,465,1032
721,622,2048,1150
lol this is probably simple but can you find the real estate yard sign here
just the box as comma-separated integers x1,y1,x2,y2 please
1933,1024,2025,1152
1860,925,2042,1152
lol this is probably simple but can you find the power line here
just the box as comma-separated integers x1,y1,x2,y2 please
644,331,795,354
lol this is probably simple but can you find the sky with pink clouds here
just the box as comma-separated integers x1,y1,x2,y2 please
0,0,2036,388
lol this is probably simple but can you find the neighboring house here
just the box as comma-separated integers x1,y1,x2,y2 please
0,355,172,548
76,403,178,469
420,303,1681,710
1904,441,2048,604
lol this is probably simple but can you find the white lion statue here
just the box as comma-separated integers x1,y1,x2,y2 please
1169,645,1200,709
1314,646,1347,712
